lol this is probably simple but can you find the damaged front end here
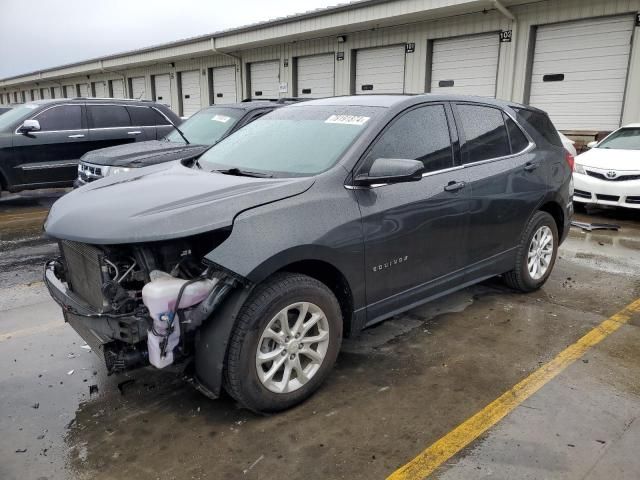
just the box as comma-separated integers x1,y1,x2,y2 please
44,232,239,376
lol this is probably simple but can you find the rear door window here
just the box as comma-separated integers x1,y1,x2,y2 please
363,104,454,174
127,106,170,126
88,105,131,128
34,104,83,131
504,114,530,153
456,104,510,163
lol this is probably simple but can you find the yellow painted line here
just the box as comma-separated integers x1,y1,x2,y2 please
0,321,64,342
388,297,640,480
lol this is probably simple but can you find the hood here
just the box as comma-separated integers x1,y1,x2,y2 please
576,148,640,171
44,162,314,244
81,140,208,167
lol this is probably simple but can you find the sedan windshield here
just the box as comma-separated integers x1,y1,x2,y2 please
597,128,640,151
165,107,243,145
198,106,381,177
0,103,39,131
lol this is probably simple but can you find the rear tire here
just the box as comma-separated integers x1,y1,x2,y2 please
504,211,558,292
224,273,342,413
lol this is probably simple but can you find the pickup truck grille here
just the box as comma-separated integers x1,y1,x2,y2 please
59,240,107,312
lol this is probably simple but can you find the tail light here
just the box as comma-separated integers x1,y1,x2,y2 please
565,150,575,171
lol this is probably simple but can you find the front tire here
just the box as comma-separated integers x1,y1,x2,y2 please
224,273,342,413
504,211,558,292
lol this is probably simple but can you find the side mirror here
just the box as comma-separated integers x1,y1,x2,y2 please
18,119,41,134
586,141,597,149
354,158,424,186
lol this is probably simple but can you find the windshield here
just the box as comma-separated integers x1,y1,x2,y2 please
165,107,242,145
198,106,381,177
597,128,640,151
0,103,39,131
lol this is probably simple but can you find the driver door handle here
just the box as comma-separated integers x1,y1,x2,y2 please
127,131,142,135
444,181,466,192
68,134,85,138
524,162,539,172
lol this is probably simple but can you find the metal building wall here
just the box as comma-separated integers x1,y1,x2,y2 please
0,0,638,128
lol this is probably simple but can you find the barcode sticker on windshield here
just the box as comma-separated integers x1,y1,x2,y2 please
212,114,231,123
325,115,370,125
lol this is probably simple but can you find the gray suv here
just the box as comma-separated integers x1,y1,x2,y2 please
0,98,180,194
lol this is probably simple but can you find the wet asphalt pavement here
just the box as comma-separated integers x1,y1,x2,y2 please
1,191,639,480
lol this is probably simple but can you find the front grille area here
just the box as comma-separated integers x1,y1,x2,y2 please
78,162,104,183
60,240,107,312
626,196,640,204
586,171,640,182
574,189,591,199
596,194,620,202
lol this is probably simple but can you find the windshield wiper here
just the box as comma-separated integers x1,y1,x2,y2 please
215,168,273,178
150,106,190,145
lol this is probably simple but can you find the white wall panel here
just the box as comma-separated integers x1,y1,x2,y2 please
249,60,280,99
92,81,107,97
430,33,500,97
130,76,146,99
179,70,201,116
110,79,125,98
355,45,405,94
153,74,172,109
295,54,334,98
211,66,237,104
529,15,634,131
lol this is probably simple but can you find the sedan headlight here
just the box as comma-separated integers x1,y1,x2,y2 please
104,166,132,177
573,163,586,174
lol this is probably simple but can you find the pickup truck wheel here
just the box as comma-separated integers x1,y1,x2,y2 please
504,211,558,292
224,273,342,413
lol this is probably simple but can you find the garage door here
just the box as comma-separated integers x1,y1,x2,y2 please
180,70,201,117
249,61,280,99
40,88,51,99
130,77,146,100
355,45,405,94
296,54,335,98
52,86,62,99
430,33,500,97
211,66,237,104
110,79,125,98
529,16,634,131
79,83,90,97
153,74,172,109
93,81,107,98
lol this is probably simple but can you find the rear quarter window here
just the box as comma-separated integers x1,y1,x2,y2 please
513,108,562,147
127,106,170,126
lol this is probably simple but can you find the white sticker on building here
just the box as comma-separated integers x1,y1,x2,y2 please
325,115,370,125
212,114,231,123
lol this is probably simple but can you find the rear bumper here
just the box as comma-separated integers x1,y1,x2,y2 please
573,173,640,209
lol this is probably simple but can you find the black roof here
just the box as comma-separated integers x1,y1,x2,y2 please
290,94,535,112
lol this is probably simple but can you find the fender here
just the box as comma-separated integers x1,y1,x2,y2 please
193,285,254,397
205,174,367,309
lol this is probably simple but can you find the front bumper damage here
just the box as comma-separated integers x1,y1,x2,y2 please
44,258,238,378
44,259,150,372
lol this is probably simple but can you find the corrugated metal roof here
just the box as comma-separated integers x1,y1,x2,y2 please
0,0,387,82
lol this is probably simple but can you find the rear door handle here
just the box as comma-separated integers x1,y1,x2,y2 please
524,162,539,172
127,131,142,135
444,181,466,192
68,134,85,138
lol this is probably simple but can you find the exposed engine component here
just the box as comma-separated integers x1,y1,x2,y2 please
104,343,149,375
142,270,217,368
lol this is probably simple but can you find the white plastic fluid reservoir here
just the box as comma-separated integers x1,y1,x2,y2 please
142,271,216,369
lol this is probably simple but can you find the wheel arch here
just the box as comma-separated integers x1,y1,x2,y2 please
275,259,355,338
538,200,565,239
